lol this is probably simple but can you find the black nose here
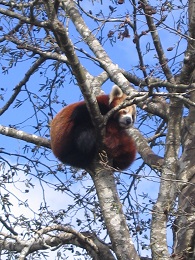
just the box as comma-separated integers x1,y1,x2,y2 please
126,118,132,125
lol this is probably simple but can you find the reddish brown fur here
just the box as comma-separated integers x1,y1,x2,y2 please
50,86,136,170
50,102,83,163
104,122,136,169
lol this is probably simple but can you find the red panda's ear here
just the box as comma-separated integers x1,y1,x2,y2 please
109,85,123,104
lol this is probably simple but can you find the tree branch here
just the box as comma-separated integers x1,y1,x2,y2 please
43,1,105,137
151,97,183,259
0,125,50,149
128,127,164,170
0,225,115,260
0,57,46,116
141,0,175,83
62,0,136,95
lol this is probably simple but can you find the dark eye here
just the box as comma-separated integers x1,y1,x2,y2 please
121,109,128,115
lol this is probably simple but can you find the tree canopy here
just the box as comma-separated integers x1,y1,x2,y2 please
0,0,195,260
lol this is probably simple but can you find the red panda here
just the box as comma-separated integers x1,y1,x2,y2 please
50,85,136,170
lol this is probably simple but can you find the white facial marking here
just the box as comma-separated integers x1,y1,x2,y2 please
118,106,136,128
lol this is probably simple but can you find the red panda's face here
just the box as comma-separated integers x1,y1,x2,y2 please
109,85,136,129
110,96,136,128
116,105,136,128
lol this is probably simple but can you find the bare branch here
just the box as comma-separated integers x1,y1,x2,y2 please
62,0,135,94
0,225,115,260
140,0,175,83
0,125,50,149
0,57,46,116
129,127,164,170
0,6,50,28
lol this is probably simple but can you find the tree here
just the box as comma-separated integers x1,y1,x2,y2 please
0,0,194,259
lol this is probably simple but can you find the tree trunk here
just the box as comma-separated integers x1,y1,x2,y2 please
88,162,140,260
174,86,195,259
173,0,195,257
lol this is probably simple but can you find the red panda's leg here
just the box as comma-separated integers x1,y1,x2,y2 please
112,151,136,170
